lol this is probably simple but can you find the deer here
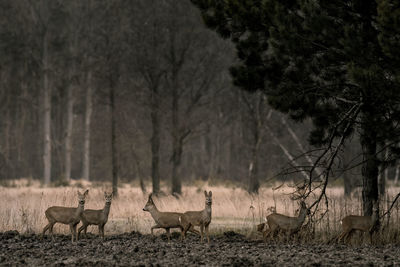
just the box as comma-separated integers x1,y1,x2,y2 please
337,203,379,244
42,189,89,242
77,192,113,240
142,193,199,242
181,190,212,243
262,201,309,241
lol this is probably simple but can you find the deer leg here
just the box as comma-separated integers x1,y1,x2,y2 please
183,223,193,238
100,224,105,240
262,229,270,242
337,230,347,244
165,228,171,242
205,224,210,243
69,224,76,242
49,222,56,241
188,225,200,235
151,225,161,237
78,224,86,240
345,229,354,244
274,229,282,242
42,222,51,240
285,230,290,243
200,224,204,243
73,223,79,241
179,226,184,241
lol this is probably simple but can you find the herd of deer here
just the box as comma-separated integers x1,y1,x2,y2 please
41,189,379,244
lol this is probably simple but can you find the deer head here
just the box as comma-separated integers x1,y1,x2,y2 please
104,192,113,205
78,190,89,205
204,191,212,206
143,193,155,211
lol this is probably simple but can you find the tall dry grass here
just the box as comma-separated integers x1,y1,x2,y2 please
1,179,399,243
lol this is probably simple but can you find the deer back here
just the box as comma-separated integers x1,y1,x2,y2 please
81,209,105,224
45,189,88,224
46,206,82,224
154,211,183,228
182,210,208,226
266,201,308,231
143,194,183,228
341,215,375,232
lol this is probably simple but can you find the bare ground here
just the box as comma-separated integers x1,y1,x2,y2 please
1,230,400,266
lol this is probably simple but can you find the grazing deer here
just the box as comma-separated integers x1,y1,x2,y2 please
78,192,113,240
181,190,212,243
337,205,379,244
263,201,309,241
42,189,89,242
143,193,198,242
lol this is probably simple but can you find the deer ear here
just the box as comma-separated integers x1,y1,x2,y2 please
209,191,212,197
204,190,207,197
148,193,153,201
84,189,89,196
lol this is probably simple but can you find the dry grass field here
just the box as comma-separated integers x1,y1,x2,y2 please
1,179,400,244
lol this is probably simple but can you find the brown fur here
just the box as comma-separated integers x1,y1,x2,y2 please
338,214,378,244
78,192,112,240
143,194,198,242
263,201,309,241
181,191,212,243
42,190,89,242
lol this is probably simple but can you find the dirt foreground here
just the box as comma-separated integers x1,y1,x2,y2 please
1,230,400,266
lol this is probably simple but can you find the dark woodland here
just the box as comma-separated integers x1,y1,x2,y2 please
2,1,400,266
1,0,400,214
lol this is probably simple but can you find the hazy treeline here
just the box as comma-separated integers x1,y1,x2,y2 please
2,0,395,195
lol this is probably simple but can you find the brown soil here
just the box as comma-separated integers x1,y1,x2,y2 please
1,230,399,266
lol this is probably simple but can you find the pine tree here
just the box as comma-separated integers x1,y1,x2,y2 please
192,0,400,215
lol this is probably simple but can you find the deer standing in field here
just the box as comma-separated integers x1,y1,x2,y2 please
42,189,89,242
143,193,198,242
262,201,309,241
181,190,212,243
78,192,113,240
337,203,379,244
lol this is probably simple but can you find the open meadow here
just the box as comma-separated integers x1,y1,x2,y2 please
1,180,400,265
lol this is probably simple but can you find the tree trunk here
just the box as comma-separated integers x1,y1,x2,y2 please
171,76,182,195
64,76,74,181
151,88,160,194
361,116,379,216
43,30,52,185
248,111,261,194
343,170,353,197
248,140,260,194
379,145,388,196
82,70,92,181
378,170,385,198
395,163,400,185
342,149,355,197
82,0,93,181
110,85,118,197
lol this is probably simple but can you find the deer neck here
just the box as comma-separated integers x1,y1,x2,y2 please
205,202,212,217
149,205,161,221
103,202,111,217
297,207,307,224
76,202,85,217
